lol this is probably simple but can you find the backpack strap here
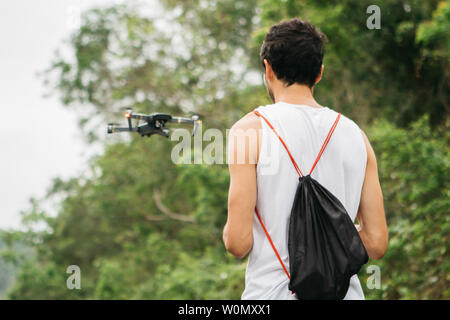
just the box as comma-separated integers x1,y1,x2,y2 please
253,110,303,177
252,109,341,282
309,113,341,175
253,109,341,176
254,207,291,280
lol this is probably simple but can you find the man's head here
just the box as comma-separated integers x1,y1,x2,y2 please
260,18,327,102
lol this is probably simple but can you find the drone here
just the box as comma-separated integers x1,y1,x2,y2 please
107,107,201,138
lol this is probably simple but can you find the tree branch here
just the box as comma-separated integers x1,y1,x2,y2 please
153,188,195,223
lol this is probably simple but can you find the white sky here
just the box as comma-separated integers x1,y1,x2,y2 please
0,0,127,230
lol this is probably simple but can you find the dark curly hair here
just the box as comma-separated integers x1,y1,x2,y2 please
260,18,327,88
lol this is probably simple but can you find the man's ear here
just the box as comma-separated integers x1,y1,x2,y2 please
315,64,324,84
263,59,275,81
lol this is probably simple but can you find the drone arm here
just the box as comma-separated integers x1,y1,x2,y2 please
123,108,151,122
108,126,138,134
130,113,150,121
169,116,201,136
168,117,198,124
116,127,138,132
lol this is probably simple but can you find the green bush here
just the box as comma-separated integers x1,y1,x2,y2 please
359,115,449,299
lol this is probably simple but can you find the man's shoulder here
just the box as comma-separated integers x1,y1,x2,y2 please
226,109,262,165
331,111,364,138
230,109,261,133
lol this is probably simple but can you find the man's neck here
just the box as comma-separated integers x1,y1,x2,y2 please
274,83,323,108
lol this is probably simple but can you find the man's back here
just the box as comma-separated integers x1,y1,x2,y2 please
241,102,366,300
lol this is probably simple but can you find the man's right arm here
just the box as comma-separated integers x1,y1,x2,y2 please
356,130,388,260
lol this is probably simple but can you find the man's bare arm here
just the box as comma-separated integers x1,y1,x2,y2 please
357,130,388,260
223,113,261,259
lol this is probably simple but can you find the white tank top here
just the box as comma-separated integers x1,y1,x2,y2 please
241,102,367,300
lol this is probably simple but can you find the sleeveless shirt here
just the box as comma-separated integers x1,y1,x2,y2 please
241,102,367,300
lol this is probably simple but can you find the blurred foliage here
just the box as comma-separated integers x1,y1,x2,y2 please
358,115,449,299
0,230,34,299
1,0,448,299
0,234,16,299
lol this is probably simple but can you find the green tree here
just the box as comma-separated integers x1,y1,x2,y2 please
359,115,449,299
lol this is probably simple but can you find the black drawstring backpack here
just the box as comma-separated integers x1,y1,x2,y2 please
253,110,368,300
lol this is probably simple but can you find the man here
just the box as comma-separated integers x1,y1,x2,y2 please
222,18,388,300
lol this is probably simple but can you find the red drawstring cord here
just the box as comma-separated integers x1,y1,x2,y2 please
309,113,341,175
254,110,303,178
254,207,291,280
